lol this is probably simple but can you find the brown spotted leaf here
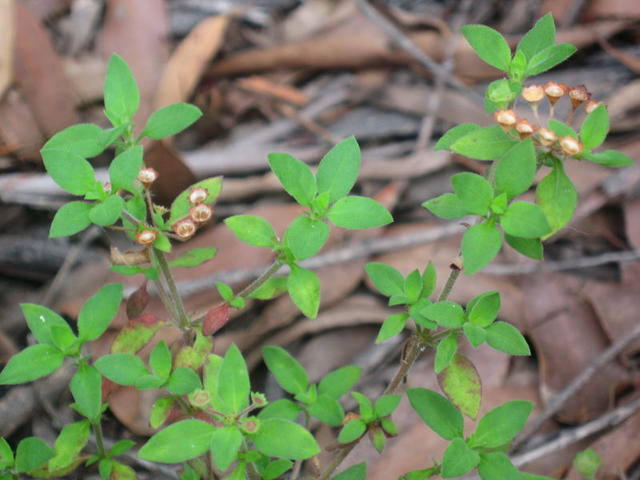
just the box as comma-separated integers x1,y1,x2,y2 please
438,353,482,419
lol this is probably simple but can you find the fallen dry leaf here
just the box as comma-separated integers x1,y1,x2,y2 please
0,88,45,159
0,0,14,99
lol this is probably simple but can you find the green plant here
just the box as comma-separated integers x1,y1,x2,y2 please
0,13,633,480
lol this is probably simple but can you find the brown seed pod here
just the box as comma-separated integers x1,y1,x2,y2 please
515,119,536,139
172,218,197,239
544,81,567,105
137,167,159,187
559,136,583,156
585,99,603,114
522,85,545,104
568,85,590,109
494,109,517,129
190,203,213,223
537,127,558,147
136,229,157,246
188,187,208,205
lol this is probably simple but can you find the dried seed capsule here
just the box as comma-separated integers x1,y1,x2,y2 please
515,119,536,139
136,229,157,246
137,167,159,187
568,85,590,109
190,203,213,223
172,218,197,239
188,187,208,205
585,99,603,114
544,81,567,105
494,109,517,129
522,85,545,104
559,136,583,156
537,127,558,147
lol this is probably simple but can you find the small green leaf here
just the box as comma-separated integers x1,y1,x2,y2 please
434,335,458,374
376,313,409,343
526,43,576,76
43,123,108,158
451,172,493,216
142,103,202,139
423,301,465,328
461,25,512,71
581,150,634,167
42,149,97,195
0,344,64,384
89,195,125,226
49,201,93,238
149,340,172,380
338,419,367,444
308,394,345,426
258,398,302,422
500,201,550,239
217,344,250,414
536,159,577,235
166,367,202,395
168,177,222,225
573,448,602,480
463,323,487,347
438,354,482,419
225,215,278,248
467,291,500,327
486,321,531,355
516,13,555,60
268,153,316,206
15,438,54,473
422,262,437,298
78,283,122,342
407,388,463,440
509,50,527,82
150,397,175,429
248,277,288,300
94,353,149,385
422,193,470,219
263,345,309,396
332,463,367,480
104,54,140,125
485,79,522,112
365,262,405,297
287,265,320,318
252,418,320,459
580,104,609,150
209,426,242,471
469,400,533,448
548,119,578,139
264,460,294,480
495,139,536,198
70,364,102,421
478,452,520,480
109,146,143,194
327,196,392,229
48,420,91,472
285,217,330,260
138,420,215,463
374,394,401,417
434,124,481,151
316,136,361,202
441,438,480,478
451,126,517,161
318,365,362,399
505,234,543,260
462,222,502,275
110,321,164,354
0,437,13,469
21,303,76,351
169,248,217,268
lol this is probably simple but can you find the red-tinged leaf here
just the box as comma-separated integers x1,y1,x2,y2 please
203,303,230,336
126,281,149,320
131,313,162,326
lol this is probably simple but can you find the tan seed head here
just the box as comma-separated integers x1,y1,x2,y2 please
173,218,197,239
544,81,567,105
515,119,536,139
190,204,213,223
559,136,583,156
522,85,545,103
585,100,603,114
188,187,208,205
537,127,558,147
136,229,157,246
137,167,159,187
568,85,590,108
494,109,517,129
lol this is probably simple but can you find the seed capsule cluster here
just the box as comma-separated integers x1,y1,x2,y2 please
493,82,601,157
171,187,214,240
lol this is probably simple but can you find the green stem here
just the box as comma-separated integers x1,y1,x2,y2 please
93,421,107,458
437,267,461,302
153,248,192,330
236,260,284,300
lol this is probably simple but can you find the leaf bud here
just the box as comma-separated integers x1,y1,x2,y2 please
585,99,603,114
522,85,545,104
559,136,583,156
368,425,386,453
494,109,517,129
103,182,112,194
536,127,558,147
203,303,230,336
188,187,208,205
251,392,268,407
568,85,590,109
342,411,361,425
544,81,567,105
189,390,210,408
190,203,213,223
239,416,261,434
137,167,159,187
172,218,197,239
135,229,157,246
515,119,536,139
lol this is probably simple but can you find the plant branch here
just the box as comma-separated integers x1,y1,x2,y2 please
153,248,192,330
236,259,284,299
93,421,107,458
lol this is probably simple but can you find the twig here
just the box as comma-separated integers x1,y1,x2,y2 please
513,321,640,449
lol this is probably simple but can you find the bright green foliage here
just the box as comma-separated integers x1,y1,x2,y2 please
434,124,480,151
316,136,361,202
573,448,602,480
42,123,110,158
89,194,124,226
516,13,555,60
218,344,250,414
422,193,469,219
48,420,90,472
581,150,634,167
15,438,55,473
142,103,202,139
548,119,578,139
209,427,242,471
251,418,320,459
484,79,522,112
450,126,517,160
451,173,493,216
332,463,367,480
104,54,140,125
263,459,293,480
95,353,149,386
468,400,533,448
461,25,511,71
422,302,465,328
478,452,520,480
327,196,392,229
486,321,531,355
339,419,367,444
0,345,64,384
49,201,93,237
467,291,500,327
318,365,362,399
41,149,97,196
461,222,502,275
139,420,216,463
407,388,463,440
526,43,576,76
169,248,217,268
287,265,320,318
168,176,222,225
365,262,405,296
438,354,482,419
70,364,102,422
500,201,550,239
78,283,123,342
580,104,609,150
225,215,279,248
149,397,175,429
285,217,329,260
374,394,401,417
263,346,309,396
166,367,201,395
505,234,543,260
376,313,409,343
494,139,536,198
434,334,458,373
463,323,487,347
21,303,75,350
268,153,316,206
258,398,302,422
109,146,143,194
441,438,480,478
